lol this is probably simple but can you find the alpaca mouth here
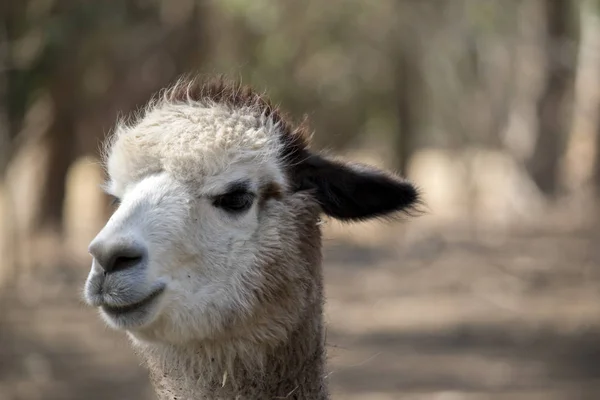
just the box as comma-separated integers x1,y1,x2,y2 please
101,286,165,316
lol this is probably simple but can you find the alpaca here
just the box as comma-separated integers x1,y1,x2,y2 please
83,77,419,399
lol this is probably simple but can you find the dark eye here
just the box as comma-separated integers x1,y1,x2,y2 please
212,190,254,213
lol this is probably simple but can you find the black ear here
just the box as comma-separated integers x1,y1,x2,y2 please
293,153,420,221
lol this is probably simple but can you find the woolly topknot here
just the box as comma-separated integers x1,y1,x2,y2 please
104,76,312,193
161,76,311,162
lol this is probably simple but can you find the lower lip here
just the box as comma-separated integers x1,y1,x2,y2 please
101,286,165,316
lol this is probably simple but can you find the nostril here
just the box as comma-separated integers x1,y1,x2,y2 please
108,255,144,273
95,244,146,274
89,236,146,274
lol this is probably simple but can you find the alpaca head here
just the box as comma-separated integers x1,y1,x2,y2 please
84,78,419,347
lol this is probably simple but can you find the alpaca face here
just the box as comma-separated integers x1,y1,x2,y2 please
85,103,291,344
84,79,420,346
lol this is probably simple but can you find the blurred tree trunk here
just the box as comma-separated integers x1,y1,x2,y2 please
0,0,27,286
593,95,600,195
590,0,600,195
528,0,577,197
34,94,76,232
559,0,600,197
393,36,421,176
0,0,23,176
0,13,13,287
0,35,9,177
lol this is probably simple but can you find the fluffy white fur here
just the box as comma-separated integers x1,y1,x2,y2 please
88,100,291,345
106,101,286,194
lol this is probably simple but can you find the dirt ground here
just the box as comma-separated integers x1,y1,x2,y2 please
1,221,600,400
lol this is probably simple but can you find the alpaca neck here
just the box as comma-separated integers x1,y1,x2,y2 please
139,302,328,400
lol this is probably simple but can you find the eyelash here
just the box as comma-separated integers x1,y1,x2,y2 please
212,190,255,213
109,195,121,207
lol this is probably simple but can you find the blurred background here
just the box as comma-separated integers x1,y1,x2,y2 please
1,0,600,399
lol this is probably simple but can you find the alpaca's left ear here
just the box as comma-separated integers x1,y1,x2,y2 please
293,153,420,221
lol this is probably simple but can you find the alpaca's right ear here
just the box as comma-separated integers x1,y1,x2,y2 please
292,153,420,221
